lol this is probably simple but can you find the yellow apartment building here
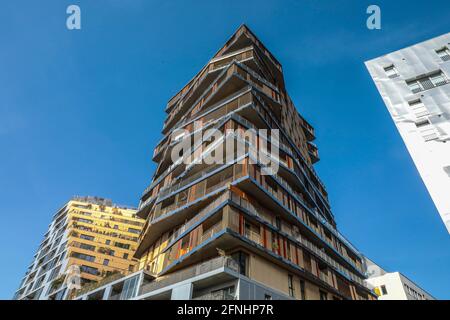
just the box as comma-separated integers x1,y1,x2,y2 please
14,196,145,300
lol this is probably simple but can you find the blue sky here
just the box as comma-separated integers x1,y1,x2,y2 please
1,0,449,299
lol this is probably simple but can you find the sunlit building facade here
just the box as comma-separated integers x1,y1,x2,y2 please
13,196,144,300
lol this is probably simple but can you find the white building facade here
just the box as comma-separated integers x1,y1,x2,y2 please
364,258,435,300
365,33,450,233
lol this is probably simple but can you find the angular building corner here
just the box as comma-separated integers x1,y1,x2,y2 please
365,32,450,234
72,25,377,301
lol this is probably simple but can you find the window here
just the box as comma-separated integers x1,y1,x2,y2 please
318,262,328,282
384,64,399,78
105,240,111,245
103,259,109,266
319,290,328,300
80,234,94,241
211,286,235,299
406,70,448,93
123,253,129,259
264,294,272,300
381,285,388,295
436,47,450,61
288,275,295,297
244,222,251,236
300,280,306,300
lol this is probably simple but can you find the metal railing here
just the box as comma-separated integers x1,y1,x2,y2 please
229,192,364,286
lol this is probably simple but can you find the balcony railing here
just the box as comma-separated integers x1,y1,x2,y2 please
200,222,224,243
152,173,235,222
179,192,230,235
165,45,258,114
229,192,364,286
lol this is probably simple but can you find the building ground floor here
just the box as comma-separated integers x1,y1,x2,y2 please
75,253,374,301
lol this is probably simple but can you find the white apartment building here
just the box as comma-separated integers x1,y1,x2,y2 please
364,258,435,300
365,32,450,234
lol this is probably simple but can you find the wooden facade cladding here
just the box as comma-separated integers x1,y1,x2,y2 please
134,25,375,300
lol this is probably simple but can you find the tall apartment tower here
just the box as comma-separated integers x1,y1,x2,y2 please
365,33,450,233
14,196,144,300
75,25,375,301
